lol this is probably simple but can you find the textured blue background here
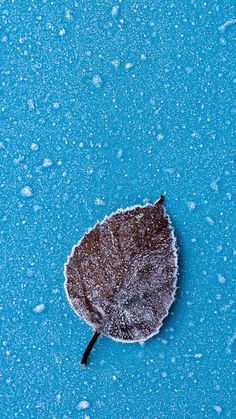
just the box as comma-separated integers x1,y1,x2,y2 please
1,1,235,418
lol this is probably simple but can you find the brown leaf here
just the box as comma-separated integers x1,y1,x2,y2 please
64,196,178,365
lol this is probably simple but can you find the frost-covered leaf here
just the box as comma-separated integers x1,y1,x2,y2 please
64,196,178,365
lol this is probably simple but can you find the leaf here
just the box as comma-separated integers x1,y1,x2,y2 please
64,196,178,365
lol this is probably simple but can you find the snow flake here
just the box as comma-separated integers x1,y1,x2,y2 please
78,400,89,410
33,304,45,313
213,405,222,414
27,99,35,110
187,201,196,211
21,186,33,197
125,62,134,70
43,158,52,167
31,143,39,151
157,133,164,141
218,274,226,284
111,5,119,17
95,198,105,206
111,59,120,68
59,28,66,36
92,74,103,88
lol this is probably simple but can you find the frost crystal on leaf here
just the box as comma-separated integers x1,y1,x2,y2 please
64,196,178,365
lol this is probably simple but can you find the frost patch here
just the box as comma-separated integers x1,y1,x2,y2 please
53,102,60,109
194,353,203,359
125,62,134,70
95,198,105,206
219,18,236,32
111,59,120,68
218,274,226,284
117,149,123,158
43,158,53,167
78,400,89,410
157,133,164,141
65,9,72,20
31,143,39,151
187,201,196,211
213,405,222,414
111,5,119,17
27,99,35,110
56,393,61,402
59,28,66,36
33,304,45,313
206,216,214,225
92,75,102,88
210,179,219,192
21,186,33,197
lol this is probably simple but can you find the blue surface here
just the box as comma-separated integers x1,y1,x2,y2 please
1,1,235,418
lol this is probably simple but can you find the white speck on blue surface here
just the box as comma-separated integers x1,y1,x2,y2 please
21,186,33,197
78,400,90,410
111,5,119,18
111,58,120,68
43,158,53,167
33,304,46,313
92,74,103,88
1,0,235,417
125,62,134,70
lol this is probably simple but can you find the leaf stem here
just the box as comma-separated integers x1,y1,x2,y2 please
159,195,164,205
81,330,101,366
